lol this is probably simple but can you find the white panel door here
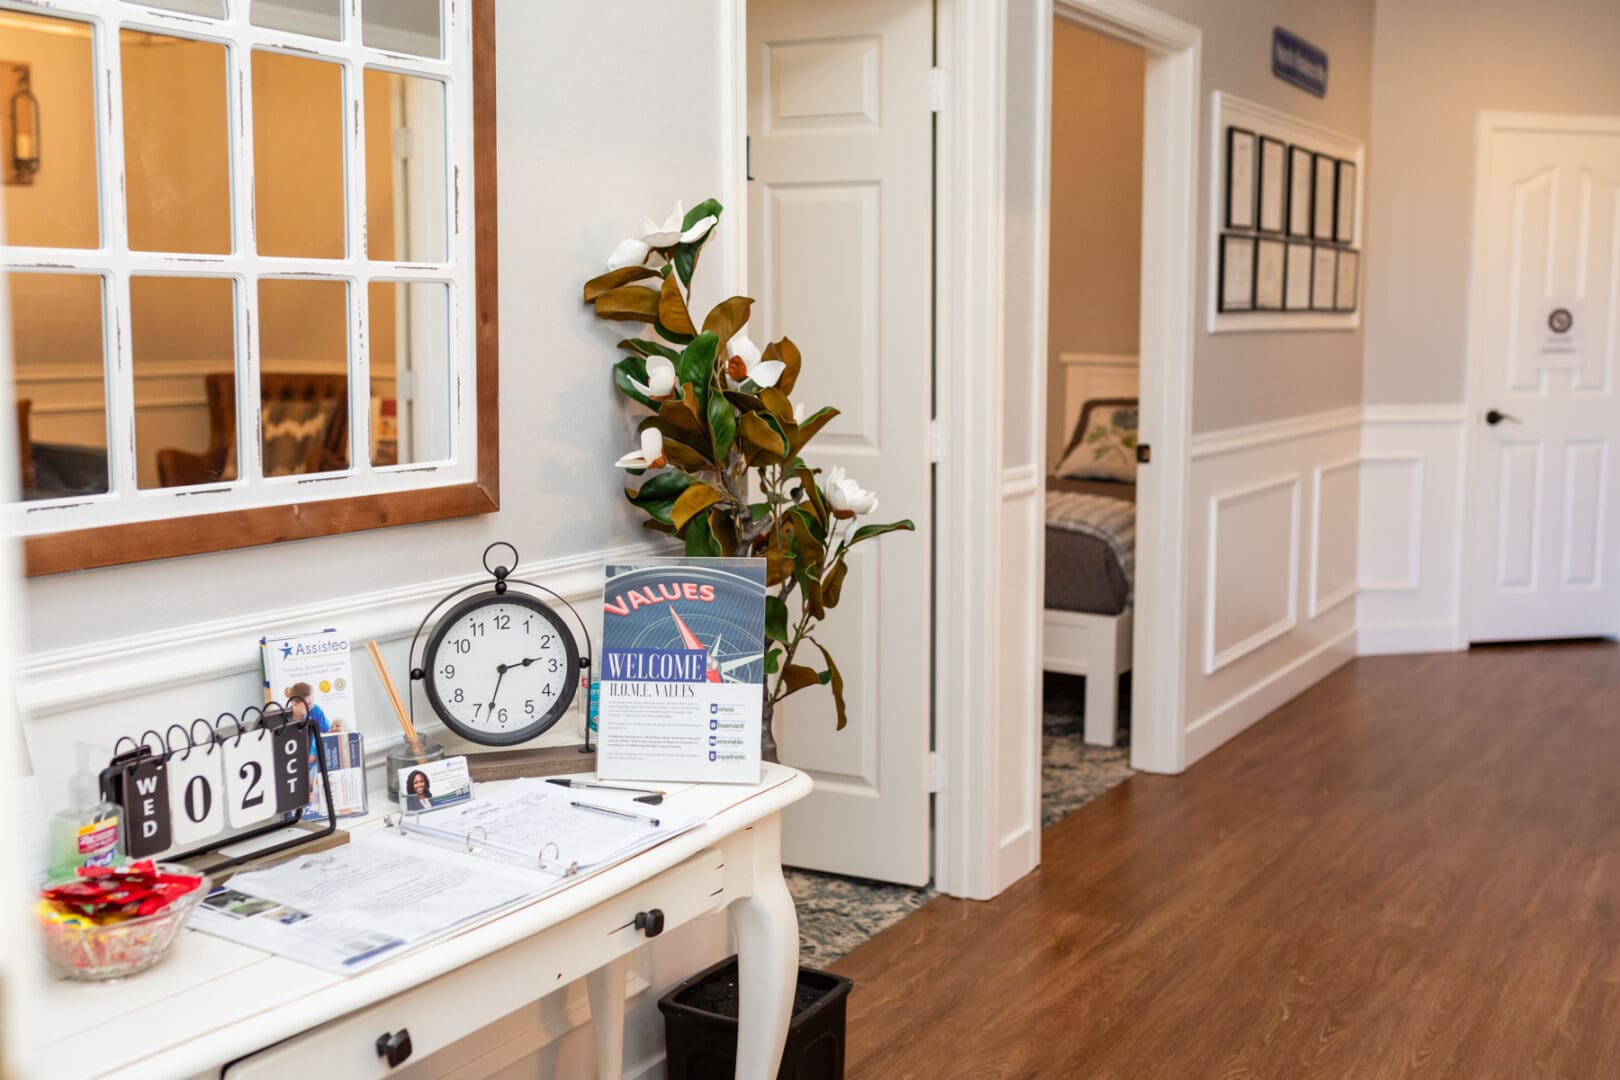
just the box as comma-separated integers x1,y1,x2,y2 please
1469,120,1620,641
747,0,933,884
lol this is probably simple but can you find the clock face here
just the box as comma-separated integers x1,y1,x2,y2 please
423,591,580,745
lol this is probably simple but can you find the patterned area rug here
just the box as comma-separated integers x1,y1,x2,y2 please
789,673,1133,966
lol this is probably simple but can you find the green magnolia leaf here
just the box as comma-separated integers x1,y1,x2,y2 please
794,465,829,531
764,595,790,643
670,483,729,531
707,390,736,460
594,285,662,323
763,647,782,676
809,637,848,730
584,265,660,303
659,273,697,337
682,198,724,231
642,519,677,536
613,356,656,410
625,471,696,525
657,437,713,471
683,509,723,557
702,296,753,349
781,664,820,697
790,407,839,455
848,519,916,546
678,333,720,398
671,243,699,288
723,388,767,414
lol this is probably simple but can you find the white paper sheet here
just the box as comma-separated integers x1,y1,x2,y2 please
191,837,545,973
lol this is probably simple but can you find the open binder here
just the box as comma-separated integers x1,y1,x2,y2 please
381,778,702,880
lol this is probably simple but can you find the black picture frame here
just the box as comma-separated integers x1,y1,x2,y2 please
1312,152,1337,239
1335,160,1357,243
1254,237,1286,311
1225,126,1258,230
1287,145,1314,238
1283,241,1313,310
1310,244,1338,311
1257,136,1287,235
1334,248,1360,312
1217,233,1256,312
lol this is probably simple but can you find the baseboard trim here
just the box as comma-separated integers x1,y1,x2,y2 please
1183,627,1357,768
1357,620,1466,655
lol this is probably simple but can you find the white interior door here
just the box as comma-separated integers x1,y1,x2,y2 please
1469,117,1620,642
747,0,934,884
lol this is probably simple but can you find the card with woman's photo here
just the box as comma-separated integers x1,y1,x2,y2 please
399,756,474,813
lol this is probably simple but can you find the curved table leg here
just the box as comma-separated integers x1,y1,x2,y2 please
729,817,800,1080
585,953,628,1079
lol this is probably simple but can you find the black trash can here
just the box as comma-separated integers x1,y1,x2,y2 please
658,955,853,1080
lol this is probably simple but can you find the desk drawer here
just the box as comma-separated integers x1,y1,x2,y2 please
223,848,726,1079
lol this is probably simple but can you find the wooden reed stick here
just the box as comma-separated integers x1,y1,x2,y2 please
367,640,425,757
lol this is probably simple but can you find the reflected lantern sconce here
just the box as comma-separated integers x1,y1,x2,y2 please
7,63,40,186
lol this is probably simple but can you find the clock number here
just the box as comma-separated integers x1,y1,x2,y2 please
440,664,455,679
494,613,511,630
452,638,470,655
540,634,553,648
497,708,509,724
523,618,531,633
473,703,483,718
471,621,485,637
548,657,560,673
452,687,465,703
542,683,555,698
524,699,535,716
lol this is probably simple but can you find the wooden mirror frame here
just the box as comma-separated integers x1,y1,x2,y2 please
24,1,500,577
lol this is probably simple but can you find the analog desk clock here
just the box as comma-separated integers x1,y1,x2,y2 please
409,542,593,748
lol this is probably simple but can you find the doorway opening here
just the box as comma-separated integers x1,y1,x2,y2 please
1039,18,1146,825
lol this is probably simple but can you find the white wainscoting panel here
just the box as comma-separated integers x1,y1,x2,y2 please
996,463,1043,883
1358,405,1469,654
1185,409,1360,766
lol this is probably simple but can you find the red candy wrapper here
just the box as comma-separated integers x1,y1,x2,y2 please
42,863,204,923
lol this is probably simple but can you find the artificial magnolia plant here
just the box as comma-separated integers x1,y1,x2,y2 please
583,199,913,761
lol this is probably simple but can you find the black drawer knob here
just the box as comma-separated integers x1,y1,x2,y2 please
634,908,665,938
376,1028,413,1068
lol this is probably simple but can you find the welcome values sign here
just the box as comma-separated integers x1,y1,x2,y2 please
1272,27,1327,98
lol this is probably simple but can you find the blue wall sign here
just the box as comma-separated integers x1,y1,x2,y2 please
1272,27,1328,98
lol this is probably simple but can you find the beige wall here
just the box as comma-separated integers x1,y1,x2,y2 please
1046,22,1143,466
1148,0,1375,432
1364,0,1620,405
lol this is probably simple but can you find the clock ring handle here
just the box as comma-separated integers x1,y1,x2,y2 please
482,541,520,581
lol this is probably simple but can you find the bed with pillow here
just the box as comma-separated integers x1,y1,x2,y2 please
1044,397,1138,747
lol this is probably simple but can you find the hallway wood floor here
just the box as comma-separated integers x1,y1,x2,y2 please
830,644,1620,1078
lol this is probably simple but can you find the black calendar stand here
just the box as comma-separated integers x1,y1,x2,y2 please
98,699,338,873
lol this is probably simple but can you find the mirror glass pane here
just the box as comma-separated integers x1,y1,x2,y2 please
130,276,236,489
364,69,447,263
252,51,346,259
368,281,449,466
250,0,341,41
122,30,231,254
8,272,108,500
363,0,441,59
257,278,350,476
0,11,100,249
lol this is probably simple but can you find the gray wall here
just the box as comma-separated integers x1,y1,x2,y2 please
1364,0,1620,406
1149,0,1376,433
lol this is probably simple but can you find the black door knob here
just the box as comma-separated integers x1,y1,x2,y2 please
634,908,666,938
1485,409,1520,426
376,1029,413,1068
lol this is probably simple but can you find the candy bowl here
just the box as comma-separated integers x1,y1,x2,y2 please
36,862,210,981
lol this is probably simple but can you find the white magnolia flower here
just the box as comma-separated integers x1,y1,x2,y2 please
725,332,786,389
628,355,677,399
615,427,667,470
824,466,878,518
605,202,719,271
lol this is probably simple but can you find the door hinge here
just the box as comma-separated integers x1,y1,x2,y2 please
929,418,948,463
930,67,949,113
928,751,944,793
1136,442,1151,464
745,135,753,182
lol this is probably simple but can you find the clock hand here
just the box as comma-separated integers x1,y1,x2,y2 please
487,663,509,710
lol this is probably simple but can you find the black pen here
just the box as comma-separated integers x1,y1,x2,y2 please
571,800,661,828
546,778,664,805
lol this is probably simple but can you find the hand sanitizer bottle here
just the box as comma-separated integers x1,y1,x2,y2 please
48,750,122,880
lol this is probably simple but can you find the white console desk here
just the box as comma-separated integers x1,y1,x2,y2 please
24,765,812,1080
